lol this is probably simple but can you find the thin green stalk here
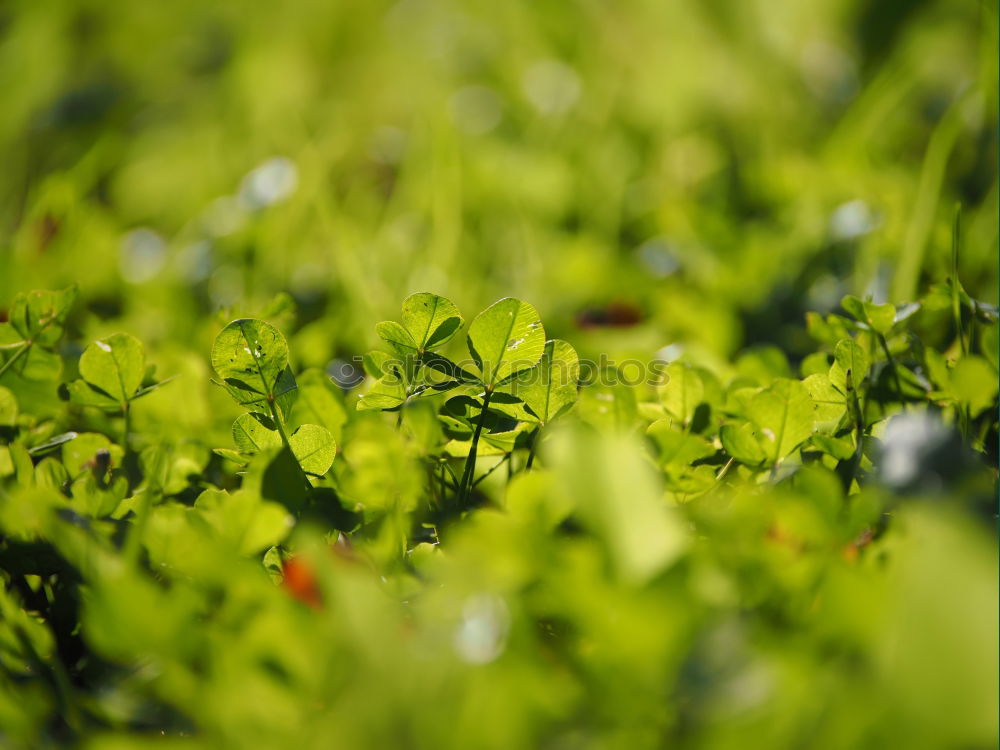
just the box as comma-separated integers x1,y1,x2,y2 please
715,457,735,482
0,340,30,380
266,395,313,497
121,402,131,457
239,324,313,496
525,426,541,470
950,205,968,357
473,453,510,488
440,458,461,489
458,388,493,506
877,334,905,404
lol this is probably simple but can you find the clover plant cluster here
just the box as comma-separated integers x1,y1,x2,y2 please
0,278,995,749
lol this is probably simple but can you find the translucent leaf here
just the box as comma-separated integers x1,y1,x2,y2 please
658,362,705,426
466,298,545,388
195,488,293,555
232,413,282,452
7,285,77,346
0,343,62,382
842,295,895,335
806,434,855,460
829,339,870,393
211,319,294,414
401,292,464,351
79,333,145,404
289,368,348,443
720,420,767,465
65,380,121,411
375,320,418,358
500,339,579,424
647,419,715,470
0,386,16,426
743,378,815,464
802,373,847,432
288,424,336,475
356,372,406,410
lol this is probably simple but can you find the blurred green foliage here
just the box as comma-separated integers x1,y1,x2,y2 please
0,0,997,748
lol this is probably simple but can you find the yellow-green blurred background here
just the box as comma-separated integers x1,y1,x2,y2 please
1,0,996,369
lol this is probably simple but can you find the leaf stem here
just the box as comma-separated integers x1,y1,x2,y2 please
472,453,510,488
266,395,313,497
458,388,493,506
950,204,967,357
0,340,31,380
877,334,905,405
526,426,541,470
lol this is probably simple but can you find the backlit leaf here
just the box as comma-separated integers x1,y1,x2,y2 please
401,293,464,351
467,298,545,388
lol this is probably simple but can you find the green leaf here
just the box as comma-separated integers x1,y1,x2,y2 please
501,339,579,424
829,338,870,393
34,457,70,491
212,448,247,466
805,434,855,460
79,333,145,404
375,320,418,358
743,378,815,464
356,370,407,411
0,386,17,426
647,420,716,470
951,356,998,418
467,298,545,388
289,368,349,443
195,489,293,555
720,421,767,465
62,432,123,475
658,362,705,426
232,413,282,452
421,351,479,383
802,373,847,432
64,380,121,411
288,424,336,475
8,285,78,346
401,292,464,351
362,350,392,378
841,295,896,335
211,319,296,417
1,345,62,381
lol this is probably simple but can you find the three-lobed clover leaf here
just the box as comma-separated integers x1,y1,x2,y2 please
66,333,170,412
0,284,78,381
359,293,467,411
212,319,298,419
466,297,545,390
213,318,336,478
80,333,145,404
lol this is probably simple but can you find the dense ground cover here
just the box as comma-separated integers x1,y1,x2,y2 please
0,0,997,748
